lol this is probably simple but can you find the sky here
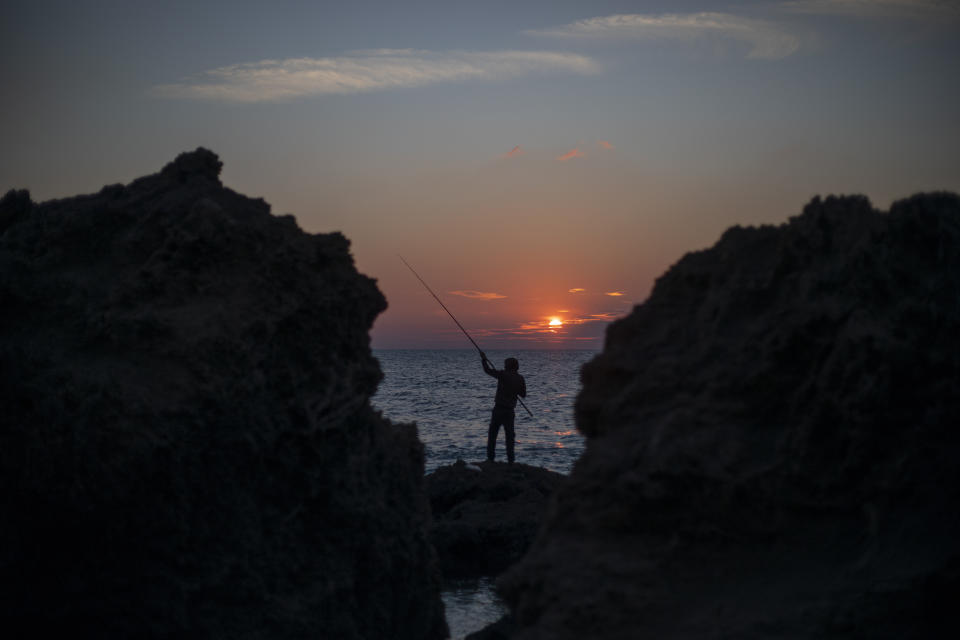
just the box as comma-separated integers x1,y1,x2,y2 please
2,0,959,349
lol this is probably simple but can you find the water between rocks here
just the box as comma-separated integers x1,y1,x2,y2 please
441,577,509,640
373,349,596,637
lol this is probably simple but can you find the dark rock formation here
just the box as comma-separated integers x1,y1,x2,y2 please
498,193,960,638
427,460,564,579
0,149,447,639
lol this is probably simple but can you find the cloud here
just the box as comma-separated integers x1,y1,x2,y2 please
588,312,621,321
503,145,525,158
605,291,625,296
525,12,801,59
449,290,507,300
568,287,586,293
597,140,614,150
154,49,601,102
557,148,585,161
779,0,960,19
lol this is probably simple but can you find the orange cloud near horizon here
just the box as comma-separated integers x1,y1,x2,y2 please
473,309,622,343
568,287,586,293
557,148,584,161
605,291,625,296
449,290,507,300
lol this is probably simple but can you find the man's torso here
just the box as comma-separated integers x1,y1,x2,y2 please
494,370,525,409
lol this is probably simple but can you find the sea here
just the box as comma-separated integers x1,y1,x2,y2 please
372,348,598,639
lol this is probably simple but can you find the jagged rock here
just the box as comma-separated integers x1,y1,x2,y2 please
427,461,564,579
0,149,447,639
0,188,33,233
497,193,960,639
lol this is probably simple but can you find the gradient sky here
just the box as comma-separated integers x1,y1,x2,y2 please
3,0,959,348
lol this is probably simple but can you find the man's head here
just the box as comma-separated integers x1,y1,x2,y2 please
504,357,519,371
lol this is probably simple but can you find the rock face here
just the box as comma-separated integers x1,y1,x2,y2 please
426,461,564,579
0,149,447,639
499,193,960,638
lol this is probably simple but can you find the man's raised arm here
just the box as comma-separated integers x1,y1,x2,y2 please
480,352,498,378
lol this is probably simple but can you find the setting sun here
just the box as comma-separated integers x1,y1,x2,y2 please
549,317,563,327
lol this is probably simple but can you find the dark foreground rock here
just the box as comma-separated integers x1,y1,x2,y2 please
0,149,447,639
497,193,960,639
427,460,564,579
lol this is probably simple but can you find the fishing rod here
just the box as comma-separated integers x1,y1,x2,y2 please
399,255,533,418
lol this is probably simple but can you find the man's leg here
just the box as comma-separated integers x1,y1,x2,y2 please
487,410,501,461
504,410,516,463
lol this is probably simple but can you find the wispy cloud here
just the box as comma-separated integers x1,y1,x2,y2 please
779,0,960,19
503,145,525,158
568,287,586,293
154,49,601,102
449,290,507,300
597,140,614,150
557,148,585,161
525,12,801,59
605,291,625,296
588,312,621,321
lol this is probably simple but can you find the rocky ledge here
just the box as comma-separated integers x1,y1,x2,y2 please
496,193,960,639
426,460,564,580
0,149,446,639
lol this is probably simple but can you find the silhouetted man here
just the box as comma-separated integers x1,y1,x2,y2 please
480,352,526,463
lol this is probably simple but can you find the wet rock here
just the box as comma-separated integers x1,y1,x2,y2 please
498,193,960,639
427,460,564,579
465,614,516,640
0,149,447,639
